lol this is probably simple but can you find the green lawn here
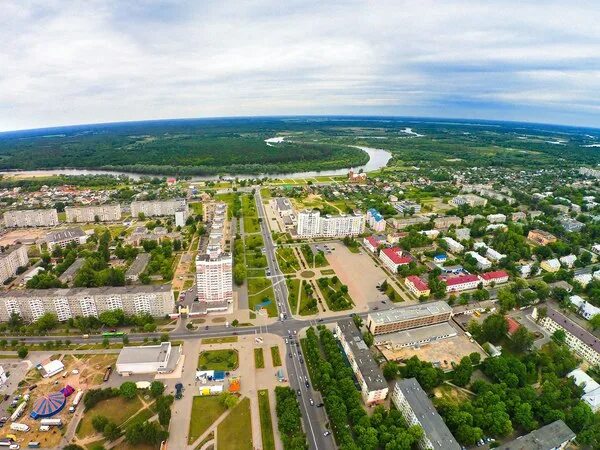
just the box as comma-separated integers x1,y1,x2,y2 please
299,281,318,316
188,396,228,444
190,202,203,216
286,278,301,314
76,395,143,438
270,346,282,367
198,349,239,370
276,247,300,274
217,397,253,450
248,277,277,317
258,390,276,450
255,348,265,369
202,336,238,344
319,278,353,311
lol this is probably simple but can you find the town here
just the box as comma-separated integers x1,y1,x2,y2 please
0,160,597,450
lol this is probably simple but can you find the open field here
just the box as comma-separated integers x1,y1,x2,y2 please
202,336,238,344
198,349,239,370
188,396,228,444
255,348,265,369
247,277,277,317
258,390,276,450
217,397,253,450
77,395,144,438
276,246,300,274
270,346,282,367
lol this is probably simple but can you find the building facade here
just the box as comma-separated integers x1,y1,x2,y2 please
379,247,412,272
296,209,365,238
405,275,430,297
131,199,187,218
65,204,121,223
0,245,29,284
367,208,386,232
4,209,59,228
528,229,557,245
45,228,88,250
367,301,452,335
0,285,174,322
195,254,233,311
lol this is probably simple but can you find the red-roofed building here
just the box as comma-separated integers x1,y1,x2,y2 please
442,274,480,293
380,247,412,273
405,276,430,298
480,270,509,286
507,317,520,335
166,177,177,186
364,235,385,253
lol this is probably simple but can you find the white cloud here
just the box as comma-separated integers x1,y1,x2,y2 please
1,0,600,130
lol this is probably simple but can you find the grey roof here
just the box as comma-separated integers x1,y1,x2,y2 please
496,420,575,450
0,245,24,261
368,301,452,326
125,253,150,278
546,307,600,353
45,228,86,242
394,378,460,450
374,322,457,347
59,258,85,282
0,284,171,298
337,318,387,391
275,197,292,211
117,342,171,365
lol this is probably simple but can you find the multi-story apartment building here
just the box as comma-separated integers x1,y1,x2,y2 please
433,215,461,229
336,319,388,405
366,208,386,232
496,420,575,450
479,270,509,286
44,228,88,250
391,378,460,450
65,204,121,223
466,251,492,270
130,199,187,218
195,253,233,312
3,209,59,228
443,237,464,254
0,285,173,322
450,194,487,207
393,200,422,215
174,206,188,228
379,247,411,273
536,306,600,365
486,213,507,223
528,229,557,245
0,245,29,284
442,274,480,292
390,216,430,230
366,301,452,335
296,209,364,238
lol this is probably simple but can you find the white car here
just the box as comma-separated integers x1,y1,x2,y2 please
323,431,331,437
309,398,314,405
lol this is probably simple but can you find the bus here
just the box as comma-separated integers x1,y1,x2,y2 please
102,332,125,338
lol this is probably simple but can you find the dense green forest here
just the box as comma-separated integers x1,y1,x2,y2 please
0,117,598,174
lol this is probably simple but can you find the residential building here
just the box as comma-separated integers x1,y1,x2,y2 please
390,216,430,230
336,319,388,405
23,266,44,283
131,199,187,218
364,235,385,253
443,237,464,254
568,369,600,412
65,204,121,223
442,274,480,292
58,258,84,284
125,253,150,282
560,254,577,268
296,209,365,238
541,258,561,273
569,295,600,320
536,307,600,365
347,170,367,183
174,206,188,227
116,342,181,375
405,275,430,297
367,208,386,232
580,167,600,179
3,209,59,228
433,253,447,264
0,285,174,322
473,242,505,262
380,247,412,273
486,213,507,223
511,211,527,222
486,223,507,232
433,215,461,229
0,245,28,284
455,228,471,242
393,200,421,214
479,270,509,286
495,420,575,450
450,194,487,207
466,251,492,270
463,214,484,225
44,228,88,250
195,253,233,312
419,229,439,239
391,378,460,450
528,229,557,245
559,216,585,233
366,301,452,335
574,273,593,287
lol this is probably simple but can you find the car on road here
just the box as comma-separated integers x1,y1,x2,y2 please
205,325,209,330
293,330,297,335
285,338,288,344
316,403,324,407
309,398,314,405
289,353,292,358
296,389,301,396
323,431,331,436
299,357,304,364
305,381,310,389
317,318,324,322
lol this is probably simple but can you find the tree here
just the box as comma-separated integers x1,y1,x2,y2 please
17,347,28,359
497,288,517,312
382,361,399,380
452,357,474,387
511,326,534,353
92,415,109,432
63,445,85,450
103,422,121,441
35,313,59,332
119,382,138,400
590,314,600,331
150,381,165,398
363,332,374,347
552,329,566,344
481,314,508,344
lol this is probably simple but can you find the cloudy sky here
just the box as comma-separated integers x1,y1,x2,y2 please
2,0,600,131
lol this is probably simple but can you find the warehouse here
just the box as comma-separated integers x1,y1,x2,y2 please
116,342,181,375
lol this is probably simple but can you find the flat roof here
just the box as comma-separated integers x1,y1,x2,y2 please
496,420,575,450
45,228,86,242
58,258,85,281
117,342,171,365
394,378,460,450
375,322,457,347
546,307,600,353
275,197,292,211
337,318,387,391
125,253,150,277
368,301,452,326
0,284,171,298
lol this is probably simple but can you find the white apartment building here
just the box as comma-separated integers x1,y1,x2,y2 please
486,213,507,223
44,228,88,250
3,209,59,228
0,285,174,322
131,199,187,218
536,307,600,365
336,319,388,405
450,194,487,207
65,204,121,223
466,251,492,270
0,245,28,284
442,237,464,254
296,209,365,238
174,207,188,227
195,254,233,312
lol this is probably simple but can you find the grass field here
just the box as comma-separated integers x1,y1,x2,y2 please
270,346,282,367
255,348,265,369
299,281,318,316
247,276,277,317
320,278,353,311
258,390,276,450
198,349,239,370
188,396,228,444
217,397,253,450
77,395,143,438
276,247,300,274
286,278,301,313
202,336,238,344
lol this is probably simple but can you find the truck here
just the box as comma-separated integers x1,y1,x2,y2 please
0,439,18,449
69,390,84,413
28,444,40,449
39,419,62,427
10,402,26,422
279,313,284,321
10,423,30,432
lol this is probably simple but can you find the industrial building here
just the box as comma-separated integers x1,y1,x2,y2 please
367,301,452,335
391,378,460,450
3,208,59,228
116,342,181,375
450,194,487,207
65,204,121,223
336,319,388,405
296,209,365,238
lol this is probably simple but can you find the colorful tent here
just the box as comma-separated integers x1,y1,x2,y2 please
30,392,66,419
61,385,75,397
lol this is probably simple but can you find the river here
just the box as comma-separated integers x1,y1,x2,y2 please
0,146,392,181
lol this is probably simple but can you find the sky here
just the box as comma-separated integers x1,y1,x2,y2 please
2,0,600,131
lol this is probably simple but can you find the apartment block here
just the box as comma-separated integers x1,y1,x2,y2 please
0,245,29,284
336,319,388,405
296,209,365,238
366,301,452,335
44,228,88,250
443,237,464,254
466,251,492,270
496,420,574,450
3,209,59,228
367,208,386,232
442,274,480,292
393,200,422,214
195,253,233,312
0,285,174,322
379,247,412,273
528,229,557,245
131,199,187,218
404,275,430,297
433,215,461,229
450,194,487,207
65,204,121,223
391,378,460,450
